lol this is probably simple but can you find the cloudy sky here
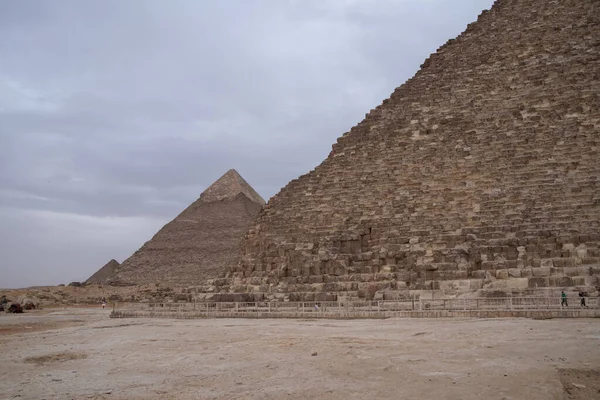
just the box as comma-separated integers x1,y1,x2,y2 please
0,0,493,288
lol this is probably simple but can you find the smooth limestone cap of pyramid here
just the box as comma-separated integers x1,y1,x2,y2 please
199,169,265,204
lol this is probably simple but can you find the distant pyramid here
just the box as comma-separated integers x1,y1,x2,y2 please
86,259,120,284
108,170,265,286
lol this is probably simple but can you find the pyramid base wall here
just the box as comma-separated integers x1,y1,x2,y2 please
196,231,599,301
191,272,599,303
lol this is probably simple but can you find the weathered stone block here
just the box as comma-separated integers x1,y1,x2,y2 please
549,276,572,287
528,277,549,288
540,259,554,268
495,269,509,280
470,279,483,290
471,270,487,279
507,278,529,290
508,268,521,278
532,267,550,277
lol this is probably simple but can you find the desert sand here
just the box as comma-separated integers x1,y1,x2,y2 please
1,309,599,400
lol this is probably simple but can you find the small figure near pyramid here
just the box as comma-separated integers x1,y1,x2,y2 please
104,170,265,286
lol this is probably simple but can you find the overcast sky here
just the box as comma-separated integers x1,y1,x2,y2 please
0,0,493,288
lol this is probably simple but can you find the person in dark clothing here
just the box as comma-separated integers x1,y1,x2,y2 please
561,291,568,307
579,292,587,308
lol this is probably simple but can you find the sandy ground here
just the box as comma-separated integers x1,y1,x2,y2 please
0,310,599,400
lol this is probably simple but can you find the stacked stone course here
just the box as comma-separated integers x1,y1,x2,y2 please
195,0,600,302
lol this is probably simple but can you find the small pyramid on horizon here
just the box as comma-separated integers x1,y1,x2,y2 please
86,259,120,285
105,169,265,286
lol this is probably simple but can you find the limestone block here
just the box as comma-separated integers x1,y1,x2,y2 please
381,265,395,273
383,291,401,300
376,272,394,281
454,271,469,279
582,258,600,265
575,247,588,259
395,281,408,289
232,278,245,286
507,278,529,290
322,282,339,292
590,249,600,258
506,247,519,260
481,261,496,270
471,270,487,279
508,268,521,278
549,276,572,287
576,266,592,276
571,276,586,286
495,269,509,280
424,280,440,290
532,267,550,277
233,285,248,293
316,292,337,302
470,279,483,290
584,276,599,286
528,277,549,288
302,293,315,301
490,280,508,289
441,279,471,292
250,285,261,293
318,250,330,261
540,259,554,268
438,281,455,292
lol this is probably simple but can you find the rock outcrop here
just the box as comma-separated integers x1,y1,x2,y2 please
197,0,600,301
109,170,265,286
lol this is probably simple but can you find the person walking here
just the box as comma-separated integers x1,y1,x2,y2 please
561,291,568,307
579,291,587,308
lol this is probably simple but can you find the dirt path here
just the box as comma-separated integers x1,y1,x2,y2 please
1,310,599,399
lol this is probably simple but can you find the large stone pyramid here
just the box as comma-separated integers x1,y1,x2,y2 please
201,0,600,301
108,169,265,286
